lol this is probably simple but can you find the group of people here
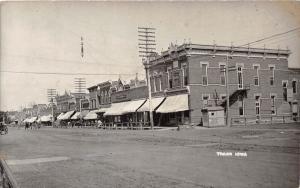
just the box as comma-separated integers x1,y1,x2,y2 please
0,122,8,134
24,122,41,130
54,119,103,129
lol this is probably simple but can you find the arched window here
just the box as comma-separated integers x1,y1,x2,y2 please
101,91,104,104
104,91,108,104
108,90,111,103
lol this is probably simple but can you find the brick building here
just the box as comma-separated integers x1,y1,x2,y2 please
55,91,87,113
147,43,300,125
87,85,99,110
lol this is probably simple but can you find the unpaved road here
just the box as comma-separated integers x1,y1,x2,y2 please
0,123,299,188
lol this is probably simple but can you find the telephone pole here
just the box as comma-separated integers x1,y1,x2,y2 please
225,54,230,127
47,88,56,126
74,78,86,112
138,27,156,130
74,78,86,94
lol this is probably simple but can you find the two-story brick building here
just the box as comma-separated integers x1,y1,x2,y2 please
87,85,99,110
146,43,300,126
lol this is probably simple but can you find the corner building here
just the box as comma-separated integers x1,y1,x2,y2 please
148,43,300,125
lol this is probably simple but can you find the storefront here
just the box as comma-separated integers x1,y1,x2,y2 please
137,97,165,126
155,94,190,126
103,99,146,128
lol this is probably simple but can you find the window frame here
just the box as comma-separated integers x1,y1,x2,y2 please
253,64,260,86
254,94,261,116
219,63,226,86
282,80,288,101
181,63,188,86
238,95,244,116
292,80,297,94
200,62,209,86
237,63,244,89
270,93,277,115
167,67,172,89
268,65,275,86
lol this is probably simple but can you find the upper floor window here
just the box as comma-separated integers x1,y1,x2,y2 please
108,90,111,103
154,76,161,92
269,65,275,86
173,61,178,68
167,67,173,89
237,64,243,89
201,62,208,86
173,71,180,88
100,91,104,104
292,80,297,94
219,64,226,86
104,91,108,104
253,64,260,86
182,64,188,86
151,77,156,92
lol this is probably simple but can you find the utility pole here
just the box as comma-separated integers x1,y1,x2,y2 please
74,78,86,111
81,36,84,59
74,78,86,94
225,54,230,127
138,27,156,130
223,52,237,127
47,89,56,126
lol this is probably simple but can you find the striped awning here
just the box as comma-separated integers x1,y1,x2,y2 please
61,111,75,120
137,97,165,112
104,99,146,116
57,113,65,120
41,115,52,122
27,117,37,123
84,110,98,120
104,101,131,116
71,112,80,120
156,94,189,113
122,99,146,114
96,108,108,113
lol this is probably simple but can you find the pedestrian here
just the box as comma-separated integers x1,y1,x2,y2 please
97,120,103,129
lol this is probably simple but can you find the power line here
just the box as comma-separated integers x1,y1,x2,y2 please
1,70,141,76
238,27,300,47
3,53,144,68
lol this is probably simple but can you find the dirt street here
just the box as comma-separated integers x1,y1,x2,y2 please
0,123,299,188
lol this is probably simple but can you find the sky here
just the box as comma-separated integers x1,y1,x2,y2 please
1,1,300,111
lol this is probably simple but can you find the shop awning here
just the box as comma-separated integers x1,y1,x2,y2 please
57,113,65,120
122,99,146,114
41,115,52,122
61,111,75,120
27,117,37,123
156,94,189,113
137,97,165,112
103,101,132,116
96,108,108,113
70,110,89,120
71,112,80,120
79,110,90,118
23,118,30,123
84,110,98,120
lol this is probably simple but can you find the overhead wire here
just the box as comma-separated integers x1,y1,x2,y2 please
0,70,138,76
237,27,300,47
